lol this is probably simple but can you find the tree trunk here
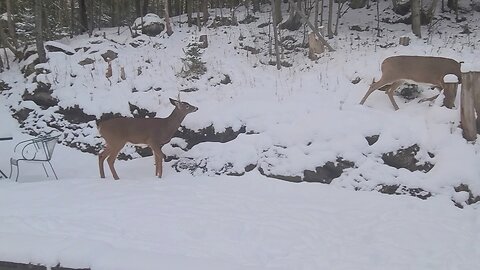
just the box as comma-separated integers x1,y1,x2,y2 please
334,1,346,36
314,0,319,30
79,0,88,33
288,0,335,51
70,0,75,37
139,0,145,32
35,0,47,63
202,0,209,24
6,0,18,49
253,0,261,13
281,0,302,31
274,0,282,25
176,0,183,16
320,0,325,25
197,1,202,31
135,0,141,18
0,20,22,60
88,0,94,37
376,0,381,37
187,0,193,26
2,46,9,70
327,0,333,38
143,0,149,15
411,0,421,38
427,0,439,20
112,0,119,27
97,0,102,30
165,0,174,36
271,0,281,70
0,53,4,72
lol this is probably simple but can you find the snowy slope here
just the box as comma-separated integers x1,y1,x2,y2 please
1,5,479,199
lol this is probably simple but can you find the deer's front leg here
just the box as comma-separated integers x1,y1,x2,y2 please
154,153,159,176
151,144,164,178
387,81,404,110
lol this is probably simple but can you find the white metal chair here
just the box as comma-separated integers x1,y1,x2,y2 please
9,135,60,182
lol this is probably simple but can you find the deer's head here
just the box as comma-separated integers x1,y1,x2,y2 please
170,98,198,114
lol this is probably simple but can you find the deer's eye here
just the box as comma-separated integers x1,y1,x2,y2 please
186,105,190,109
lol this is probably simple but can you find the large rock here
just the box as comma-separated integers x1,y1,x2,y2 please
142,22,165,37
382,144,434,172
45,41,75,55
349,0,368,9
258,166,303,182
58,106,96,124
132,13,165,37
0,80,11,92
392,0,410,16
101,50,118,62
303,158,355,184
22,82,58,108
174,125,247,149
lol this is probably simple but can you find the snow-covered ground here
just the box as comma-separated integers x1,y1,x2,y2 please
1,3,480,269
1,105,480,269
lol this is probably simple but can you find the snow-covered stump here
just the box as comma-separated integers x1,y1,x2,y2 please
399,36,410,46
199,35,208,49
460,72,480,141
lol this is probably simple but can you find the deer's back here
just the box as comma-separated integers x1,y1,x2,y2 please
381,56,461,83
98,118,167,144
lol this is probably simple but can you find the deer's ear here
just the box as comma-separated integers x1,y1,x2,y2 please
169,98,178,106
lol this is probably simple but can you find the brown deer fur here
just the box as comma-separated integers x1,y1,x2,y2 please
97,98,198,180
360,56,462,110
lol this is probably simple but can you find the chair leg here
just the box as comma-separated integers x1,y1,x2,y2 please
48,162,58,180
42,163,50,178
15,163,19,182
9,161,13,179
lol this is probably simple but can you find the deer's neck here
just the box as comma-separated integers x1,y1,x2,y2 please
163,108,187,138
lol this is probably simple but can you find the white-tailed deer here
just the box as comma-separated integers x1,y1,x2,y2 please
360,56,462,110
98,98,198,180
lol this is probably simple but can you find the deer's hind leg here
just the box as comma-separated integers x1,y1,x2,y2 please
98,147,111,178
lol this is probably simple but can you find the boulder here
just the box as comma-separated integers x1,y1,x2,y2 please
303,158,355,184
78,58,95,66
132,13,165,37
101,50,118,62
45,41,76,55
382,144,434,172
22,82,58,108
58,106,96,124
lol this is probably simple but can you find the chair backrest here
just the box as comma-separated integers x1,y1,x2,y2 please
18,135,60,161
40,135,59,160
